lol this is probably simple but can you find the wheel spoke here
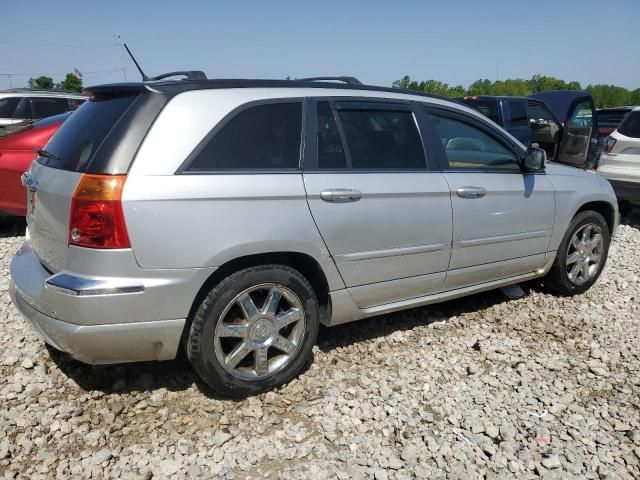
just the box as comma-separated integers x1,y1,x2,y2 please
581,263,590,279
254,347,269,375
272,335,296,354
237,293,259,320
262,288,282,316
581,226,592,242
571,236,581,249
568,264,581,281
588,234,602,251
218,322,249,338
225,341,253,368
590,252,602,264
566,252,579,266
275,309,302,330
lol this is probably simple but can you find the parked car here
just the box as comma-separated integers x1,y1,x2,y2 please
0,113,70,216
0,89,85,127
597,106,636,137
597,106,640,210
10,76,618,397
459,91,599,169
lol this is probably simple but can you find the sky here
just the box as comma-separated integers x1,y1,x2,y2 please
1,0,639,91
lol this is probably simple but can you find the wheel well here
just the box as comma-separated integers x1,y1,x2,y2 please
186,252,331,327
576,201,616,233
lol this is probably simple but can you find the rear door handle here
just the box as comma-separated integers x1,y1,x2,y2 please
457,186,486,198
320,188,362,202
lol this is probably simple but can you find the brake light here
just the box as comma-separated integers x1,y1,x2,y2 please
69,174,130,249
603,136,617,154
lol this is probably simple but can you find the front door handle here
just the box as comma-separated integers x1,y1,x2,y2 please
320,188,362,203
457,186,487,198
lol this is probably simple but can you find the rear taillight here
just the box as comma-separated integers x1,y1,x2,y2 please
603,136,617,154
69,174,130,249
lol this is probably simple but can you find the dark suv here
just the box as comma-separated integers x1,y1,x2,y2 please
459,91,599,169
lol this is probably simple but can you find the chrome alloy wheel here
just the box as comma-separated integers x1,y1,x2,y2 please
565,223,604,285
214,283,306,381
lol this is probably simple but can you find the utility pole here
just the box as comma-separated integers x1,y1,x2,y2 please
113,34,127,81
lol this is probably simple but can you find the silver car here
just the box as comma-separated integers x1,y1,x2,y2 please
10,76,619,397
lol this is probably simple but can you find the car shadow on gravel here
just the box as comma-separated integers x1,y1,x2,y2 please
46,346,244,401
620,205,640,228
0,217,26,237
316,287,519,353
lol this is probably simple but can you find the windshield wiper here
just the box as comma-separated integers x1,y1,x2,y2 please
34,148,59,161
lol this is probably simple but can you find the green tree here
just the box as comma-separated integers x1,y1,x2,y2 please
586,84,631,108
27,76,54,89
630,88,640,105
57,73,83,93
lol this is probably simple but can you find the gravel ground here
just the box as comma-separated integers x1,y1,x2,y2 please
1,211,639,480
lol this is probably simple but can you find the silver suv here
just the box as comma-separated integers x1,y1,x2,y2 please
10,77,619,397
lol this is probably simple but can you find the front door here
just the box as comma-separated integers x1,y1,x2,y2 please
424,106,555,290
303,99,453,308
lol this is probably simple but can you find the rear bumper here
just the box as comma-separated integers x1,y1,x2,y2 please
9,238,213,365
10,282,184,364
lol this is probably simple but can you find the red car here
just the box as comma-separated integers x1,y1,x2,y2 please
0,113,69,216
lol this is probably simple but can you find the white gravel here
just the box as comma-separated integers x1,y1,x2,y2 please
1,210,639,480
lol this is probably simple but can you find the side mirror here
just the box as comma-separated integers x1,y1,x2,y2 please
523,147,546,172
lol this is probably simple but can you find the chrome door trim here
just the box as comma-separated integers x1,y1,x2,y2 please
337,242,449,262
458,230,550,248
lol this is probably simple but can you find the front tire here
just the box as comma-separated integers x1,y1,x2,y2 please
187,265,319,398
545,210,610,295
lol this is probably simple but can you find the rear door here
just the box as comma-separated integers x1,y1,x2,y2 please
303,98,453,308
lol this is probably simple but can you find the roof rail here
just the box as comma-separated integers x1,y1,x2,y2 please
146,71,207,82
296,76,363,86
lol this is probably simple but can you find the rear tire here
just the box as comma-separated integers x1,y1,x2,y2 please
545,210,610,296
187,265,319,398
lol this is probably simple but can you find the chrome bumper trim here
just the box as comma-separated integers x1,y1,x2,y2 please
45,273,145,296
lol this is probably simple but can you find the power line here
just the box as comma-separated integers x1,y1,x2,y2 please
0,40,115,48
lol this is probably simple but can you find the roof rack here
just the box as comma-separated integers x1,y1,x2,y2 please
296,76,363,85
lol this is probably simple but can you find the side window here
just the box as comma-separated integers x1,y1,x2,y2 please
568,102,593,129
528,102,556,125
508,100,528,127
317,101,347,169
30,98,71,119
618,111,640,138
187,102,302,171
69,98,86,110
335,107,425,169
13,98,33,120
427,111,520,171
0,98,20,118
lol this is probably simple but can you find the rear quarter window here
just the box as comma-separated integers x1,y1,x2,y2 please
38,93,139,172
185,102,302,171
461,99,501,124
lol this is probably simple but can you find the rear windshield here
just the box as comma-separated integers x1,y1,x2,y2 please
597,109,631,128
618,111,640,138
461,99,501,124
38,93,139,171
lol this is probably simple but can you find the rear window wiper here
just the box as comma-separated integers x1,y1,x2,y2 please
34,148,59,161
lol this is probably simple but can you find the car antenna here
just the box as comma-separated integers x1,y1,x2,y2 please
123,43,149,81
